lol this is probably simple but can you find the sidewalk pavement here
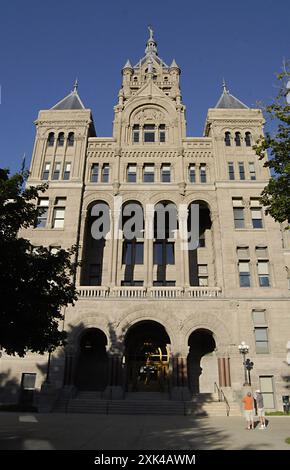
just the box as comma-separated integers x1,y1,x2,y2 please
0,413,289,450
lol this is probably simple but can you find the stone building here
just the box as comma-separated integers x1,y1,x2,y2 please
1,29,290,413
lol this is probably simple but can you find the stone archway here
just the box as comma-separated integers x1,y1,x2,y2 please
187,329,217,394
74,328,109,391
124,320,171,393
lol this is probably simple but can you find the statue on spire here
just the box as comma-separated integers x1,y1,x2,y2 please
148,25,154,40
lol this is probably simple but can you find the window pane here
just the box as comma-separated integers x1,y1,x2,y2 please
252,310,266,325
135,242,144,264
240,274,250,287
153,242,163,265
256,342,269,354
144,132,155,142
258,262,269,275
22,373,36,390
123,242,132,264
166,243,175,264
260,376,274,393
259,276,270,287
255,328,268,341
232,198,244,207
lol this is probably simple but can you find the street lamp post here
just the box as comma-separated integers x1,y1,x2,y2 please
45,345,54,384
238,341,249,385
245,358,254,386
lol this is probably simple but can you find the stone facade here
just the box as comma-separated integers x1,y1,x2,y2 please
1,30,290,411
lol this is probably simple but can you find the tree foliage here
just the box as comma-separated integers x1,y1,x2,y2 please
254,65,290,224
0,169,78,356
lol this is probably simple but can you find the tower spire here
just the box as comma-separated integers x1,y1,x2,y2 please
222,78,229,93
73,78,78,93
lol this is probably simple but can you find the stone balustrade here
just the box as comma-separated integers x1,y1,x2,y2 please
78,286,222,299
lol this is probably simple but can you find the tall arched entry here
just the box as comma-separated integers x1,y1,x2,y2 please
124,321,171,392
187,329,218,394
74,328,109,391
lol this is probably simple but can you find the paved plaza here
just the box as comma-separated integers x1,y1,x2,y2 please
0,413,289,450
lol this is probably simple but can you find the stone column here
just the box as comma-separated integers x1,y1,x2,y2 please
109,203,122,287
218,357,231,387
178,205,189,288
145,206,154,287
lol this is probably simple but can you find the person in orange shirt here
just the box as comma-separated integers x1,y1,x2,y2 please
242,391,254,430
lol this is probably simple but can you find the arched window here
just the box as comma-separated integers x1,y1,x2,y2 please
67,132,75,147
224,132,231,146
245,132,252,147
235,132,241,147
57,132,65,147
47,132,55,147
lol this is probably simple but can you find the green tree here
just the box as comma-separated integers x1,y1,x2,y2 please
254,65,290,224
0,169,78,356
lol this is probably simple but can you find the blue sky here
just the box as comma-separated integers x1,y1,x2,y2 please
0,0,289,174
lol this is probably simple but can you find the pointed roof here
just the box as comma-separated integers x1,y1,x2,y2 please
51,79,85,110
215,80,248,109
170,59,180,70
123,59,133,69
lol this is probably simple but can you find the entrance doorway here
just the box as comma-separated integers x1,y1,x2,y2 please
74,328,109,391
187,329,217,394
125,321,170,392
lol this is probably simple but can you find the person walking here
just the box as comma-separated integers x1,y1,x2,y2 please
254,390,266,429
242,391,254,430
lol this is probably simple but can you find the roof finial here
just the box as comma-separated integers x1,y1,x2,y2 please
222,78,229,93
145,25,157,56
73,78,78,93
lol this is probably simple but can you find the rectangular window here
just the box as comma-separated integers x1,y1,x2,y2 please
133,124,140,143
228,162,235,180
249,162,256,180
252,309,266,325
63,162,71,180
258,261,270,287
122,242,144,265
239,162,245,180
238,261,251,287
189,164,196,183
251,208,263,228
233,208,245,229
127,164,137,183
144,124,155,142
250,199,263,228
52,197,66,229
259,376,275,408
101,164,110,183
143,164,155,183
200,164,207,183
159,124,166,142
42,162,50,180
161,164,171,183
52,162,61,180
21,373,36,390
91,163,99,183
36,198,49,228
198,264,208,286
255,328,269,353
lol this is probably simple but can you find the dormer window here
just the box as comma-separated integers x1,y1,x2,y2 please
144,124,155,142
